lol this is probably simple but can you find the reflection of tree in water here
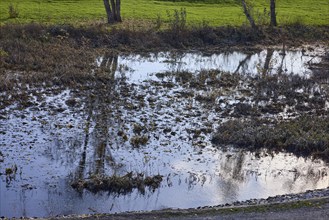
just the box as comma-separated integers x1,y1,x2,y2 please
98,52,118,76
234,54,252,74
262,49,274,75
223,150,328,194
74,52,121,181
259,46,287,75
220,151,246,182
216,151,246,200
282,165,328,192
277,46,287,75
54,50,329,191
167,52,186,73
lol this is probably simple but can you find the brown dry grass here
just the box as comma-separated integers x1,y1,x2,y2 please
0,23,328,91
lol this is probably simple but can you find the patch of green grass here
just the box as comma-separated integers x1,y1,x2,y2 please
0,0,328,26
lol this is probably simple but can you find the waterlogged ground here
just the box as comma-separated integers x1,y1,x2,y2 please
1,46,329,218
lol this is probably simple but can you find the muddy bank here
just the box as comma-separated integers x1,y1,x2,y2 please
1,23,328,91
0,24,327,50
1,24,329,68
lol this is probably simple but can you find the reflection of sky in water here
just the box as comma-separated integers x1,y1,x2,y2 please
2,86,329,217
95,50,322,83
1,48,327,218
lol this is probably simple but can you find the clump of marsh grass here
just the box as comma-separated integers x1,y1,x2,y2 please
212,116,329,161
71,172,163,194
130,135,149,147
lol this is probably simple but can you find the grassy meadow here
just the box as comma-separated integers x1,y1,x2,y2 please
0,0,328,27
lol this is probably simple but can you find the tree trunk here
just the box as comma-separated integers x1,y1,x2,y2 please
103,0,114,23
103,0,121,24
241,0,257,30
270,0,277,26
116,0,122,22
110,0,117,21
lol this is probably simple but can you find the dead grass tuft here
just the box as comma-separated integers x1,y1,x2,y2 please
71,173,163,194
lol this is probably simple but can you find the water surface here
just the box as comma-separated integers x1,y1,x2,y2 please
1,47,328,217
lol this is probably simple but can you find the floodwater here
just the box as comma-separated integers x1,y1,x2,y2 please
96,47,322,83
1,47,329,218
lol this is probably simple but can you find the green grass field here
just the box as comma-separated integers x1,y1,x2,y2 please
0,0,328,26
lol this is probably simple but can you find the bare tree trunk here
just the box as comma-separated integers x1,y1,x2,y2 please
270,0,277,26
103,0,121,24
241,0,257,30
116,0,122,22
110,0,117,21
103,0,114,23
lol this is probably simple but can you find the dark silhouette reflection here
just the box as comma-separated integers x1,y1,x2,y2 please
94,106,115,175
220,151,246,183
74,52,119,182
231,152,245,181
75,103,92,180
282,165,328,192
167,52,186,73
216,151,246,200
70,52,163,196
277,46,287,75
262,49,274,75
217,150,329,202
234,54,252,74
98,52,118,77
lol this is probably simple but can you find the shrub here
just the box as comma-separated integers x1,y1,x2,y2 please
167,8,187,34
8,3,19,19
